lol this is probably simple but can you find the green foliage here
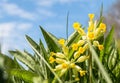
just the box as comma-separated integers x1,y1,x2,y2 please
0,13,120,83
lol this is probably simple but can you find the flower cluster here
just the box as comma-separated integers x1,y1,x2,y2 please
49,14,106,80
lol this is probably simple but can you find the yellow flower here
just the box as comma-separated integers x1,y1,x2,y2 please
76,55,89,63
72,43,79,51
79,70,86,77
98,45,104,50
62,63,69,69
87,32,95,40
58,39,65,46
99,23,106,32
49,56,55,63
73,22,81,30
78,47,85,54
88,14,94,21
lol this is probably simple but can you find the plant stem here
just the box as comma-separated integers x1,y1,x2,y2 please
89,51,92,83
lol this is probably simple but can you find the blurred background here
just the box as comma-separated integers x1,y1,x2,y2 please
0,0,119,54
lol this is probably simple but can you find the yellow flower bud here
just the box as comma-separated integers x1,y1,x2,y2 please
93,41,99,46
79,70,86,77
74,51,81,59
98,44,104,50
76,55,89,63
77,28,86,36
62,46,69,56
74,65,81,71
73,22,81,30
55,58,66,64
83,43,89,50
77,40,85,46
72,43,79,51
88,14,94,21
58,39,65,46
56,53,65,58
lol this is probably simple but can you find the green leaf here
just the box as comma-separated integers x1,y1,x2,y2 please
104,26,115,54
40,26,61,52
66,31,81,47
0,53,20,70
10,69,41,83
9,50,36,71
39,40,48,61
25,35,40,52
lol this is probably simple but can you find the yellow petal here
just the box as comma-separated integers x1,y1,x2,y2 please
73,22,81,30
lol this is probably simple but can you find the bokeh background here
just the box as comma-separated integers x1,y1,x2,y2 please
0,0,119,54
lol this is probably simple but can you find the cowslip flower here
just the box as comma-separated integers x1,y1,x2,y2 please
87,32,95,40
73,22,81,30
58,39,65,46
88,14,95,21
79,70,86,77
72,43,79,51
99,23,106,32
98,44,104,50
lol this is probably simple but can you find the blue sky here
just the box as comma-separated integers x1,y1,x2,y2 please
0,0,116,53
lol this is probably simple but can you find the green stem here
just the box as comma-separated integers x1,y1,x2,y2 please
89,50,92,83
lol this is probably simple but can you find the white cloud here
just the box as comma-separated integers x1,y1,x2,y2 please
36,0,79,7
0,2,36,20
37,9,56,17
0,22,33,53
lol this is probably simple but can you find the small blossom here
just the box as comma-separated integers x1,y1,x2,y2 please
58,39,65,46
62,62,69,69
78,47,85,54
88,14,95,21
73,22,81,30
99,23,106,32
49,56,55,63
79,70,86,77
87,32,95,40
98,45,104,50
72,43,79,51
